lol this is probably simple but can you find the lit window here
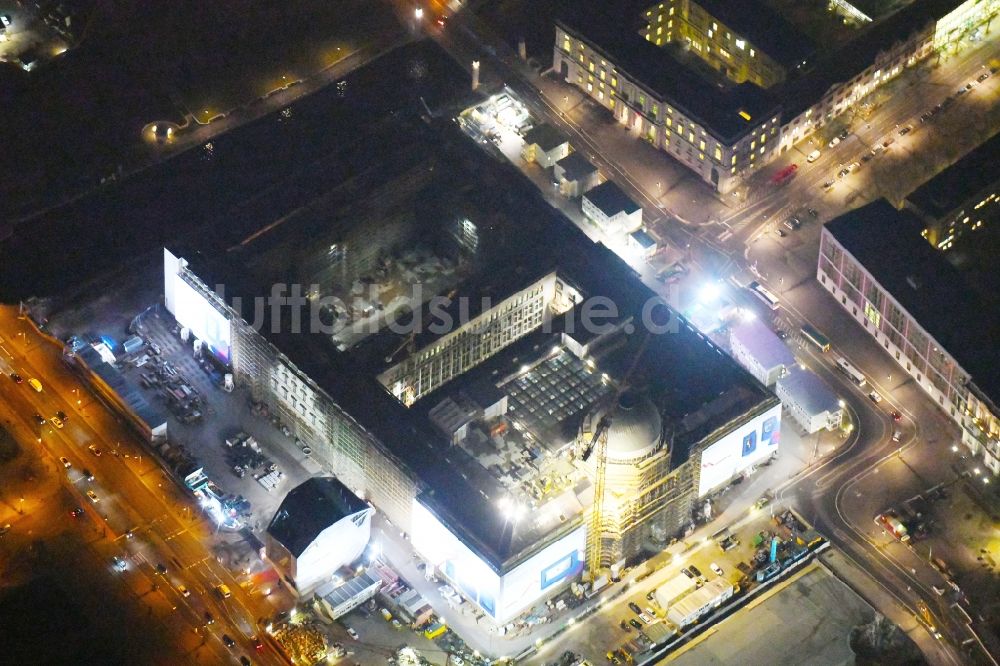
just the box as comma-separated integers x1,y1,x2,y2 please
589,61,595,72
714,146,722,160
610,99,616,109
750,49,755,57
699,153,705,160
751,140,756,149
599,81,605,89
656,38,662,46
699,140,706,150
712,22,718,30
688,131,694,141
759,146,765,154
731,155,736,165
657,26,663,35
731,166,736,174
677,123,684,134
598,91,604,100
612,76,618,87
587,83,593,92
652,104,659,116
720,49,730,59
708,29,713,38
666,117,672,127
658,14,664,23
670,7,674,15
639,94,646,106
600,70,606,80
563,38,571,51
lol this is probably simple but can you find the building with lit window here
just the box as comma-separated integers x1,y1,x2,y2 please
582,180,643,233
555,0,1000,190
905,130,1000,250
555,6,781,194
638,0,814,88
162,118,779,628
775,366,844,434
818,200,1000,473
779,0,1000,150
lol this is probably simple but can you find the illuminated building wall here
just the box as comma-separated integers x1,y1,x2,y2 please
554,25,780,195
817,227,1000,474
378,272,581,405
166,249,419,535
935,0,1000,47
639,0,788,88
411,498,586,624
696,402,782,497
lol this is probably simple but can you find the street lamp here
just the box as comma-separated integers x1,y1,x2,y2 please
414,7,423,19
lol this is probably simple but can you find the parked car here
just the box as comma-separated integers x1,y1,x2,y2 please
88,444,102,456
710,562,724,576
689,565,703,579
868,391,882,403
620,619,632,632
639,613,654,624
81,469,94,481
50,415,64,429
86,490,99,503
347,627,359,640
898,125,912,135
806,149,821,163
27,378,43,392
822,180,835,190
827,137,840,148
33,413,46,425
629,618,642,630
774,227,787,237
628,602,642,614
681,567,695,579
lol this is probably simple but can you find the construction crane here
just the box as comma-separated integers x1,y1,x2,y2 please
581,332,651,582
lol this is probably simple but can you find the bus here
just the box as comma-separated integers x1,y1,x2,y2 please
835,356,866,386
800,323,831,352
747,281,780,310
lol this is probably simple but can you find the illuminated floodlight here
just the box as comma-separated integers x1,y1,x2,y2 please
984,478,990,485
739,307,756,322
414,7,423,19
698,282,722,304
951,445,959,452
520,364,531,374
974,467,981,475
838,399,846,408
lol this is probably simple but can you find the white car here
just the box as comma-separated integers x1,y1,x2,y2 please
59,456,72,468
806,149,821,163
50,416,64,429
346,627,359,640
828,136,840,148
710,562,724,576
86,490,99,503
639,613,654,624
868,391,882,403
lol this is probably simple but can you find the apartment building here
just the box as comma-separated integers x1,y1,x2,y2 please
818,201,1000,473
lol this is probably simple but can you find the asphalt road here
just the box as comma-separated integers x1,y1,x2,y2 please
0,307,285,666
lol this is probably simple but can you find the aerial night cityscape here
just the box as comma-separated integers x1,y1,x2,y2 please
1,1,999,665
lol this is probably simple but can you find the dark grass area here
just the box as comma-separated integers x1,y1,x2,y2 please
0,537,182,665
473,0,574,65
0,39,470,304
0,0,401,219
0,426,19,463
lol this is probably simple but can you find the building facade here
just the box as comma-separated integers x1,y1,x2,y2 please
817,210,1000,473
553,20,780,194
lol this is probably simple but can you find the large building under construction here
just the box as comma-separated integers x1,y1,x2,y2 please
161,116,779,625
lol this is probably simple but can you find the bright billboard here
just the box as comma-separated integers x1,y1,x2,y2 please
698,402,781,497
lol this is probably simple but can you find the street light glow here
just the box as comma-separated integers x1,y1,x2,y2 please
414,7,423,19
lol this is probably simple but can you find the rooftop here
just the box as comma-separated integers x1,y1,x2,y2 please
906,130,1000,220
776,366,842,416
557,7,779,143
556,151,598,181
267,477,368,558
692,0,815,70
824,199,1000,405
584,180,641,217
522,123,570,152
730,317,796,370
